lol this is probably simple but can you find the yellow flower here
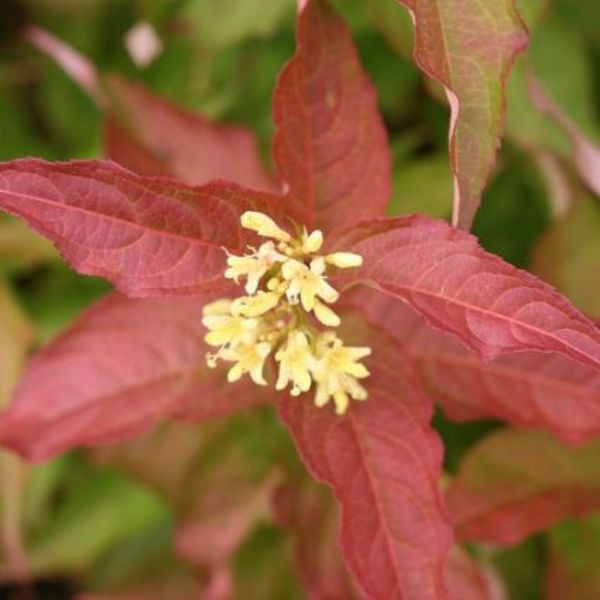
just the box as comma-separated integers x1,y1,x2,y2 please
241,211,291,242
275,331,314,396
201,299,257,348
281,258,339,311
202,298,234,317
222,342,272,385
232,291,281,317
301,228,324,253
313,336,371,415
225,240,285,294
313,299,340,327
203,211,370,414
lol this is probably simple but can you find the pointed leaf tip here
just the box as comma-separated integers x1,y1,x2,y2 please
273,0,392,231
0,159,283,297
332,216,600,372
395,0,528,229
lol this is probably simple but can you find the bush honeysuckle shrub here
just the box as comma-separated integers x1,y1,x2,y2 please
0,0,600,598
204,211,370,414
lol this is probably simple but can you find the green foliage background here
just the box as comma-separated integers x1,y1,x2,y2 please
0,0,598,597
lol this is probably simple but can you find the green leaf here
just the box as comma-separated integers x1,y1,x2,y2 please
28,469,168,575
0,280,34,407
529,14,600,144
0,215,58,274
532,194,600,318
545,515,600,600
181,0,295,49
388,153,453,219
366,0,414,59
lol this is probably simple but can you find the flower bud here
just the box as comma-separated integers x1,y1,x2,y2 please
241,211,291,242
325,252,363,269
302,229,324,253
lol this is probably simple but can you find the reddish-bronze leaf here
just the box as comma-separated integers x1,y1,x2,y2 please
331,216,600,370
0,159,283,297
273,474,362,599
446,429,600,545
280,312,452,599
394,0,528,229
105,77,278,191
175,469,279,571
352,291,600,444
273,0,391,231
0,294,270,461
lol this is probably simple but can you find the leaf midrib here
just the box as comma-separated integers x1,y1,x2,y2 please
1,189,229,250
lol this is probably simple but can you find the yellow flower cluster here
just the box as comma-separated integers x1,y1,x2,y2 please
202,212,371,415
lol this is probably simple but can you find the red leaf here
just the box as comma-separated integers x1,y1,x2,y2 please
446,429,600,545
280,312,452,599
273,0,391,231
331,215,600,370
0,294,269,461
352,290,600,444
175,469,279,570
273,474,362,599
445,547,506,600
394,0,528,228
0,159,283,297
105,77,278,191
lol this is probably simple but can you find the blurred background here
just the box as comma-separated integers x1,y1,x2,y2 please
0,0,598,598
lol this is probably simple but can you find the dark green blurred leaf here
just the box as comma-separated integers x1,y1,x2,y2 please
0,280,34,406
389,153,453,218
366,0,414,59
506,59,569,155
532,194,600,318
28,468,168,576
36,63,101,157
0,215,57,273
233,526,301,600
529,14,600,144
545,515,600,600
15,264,110,342
494,536,544,600
0,91,54,160
433,411,499,474
474,152,550,268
